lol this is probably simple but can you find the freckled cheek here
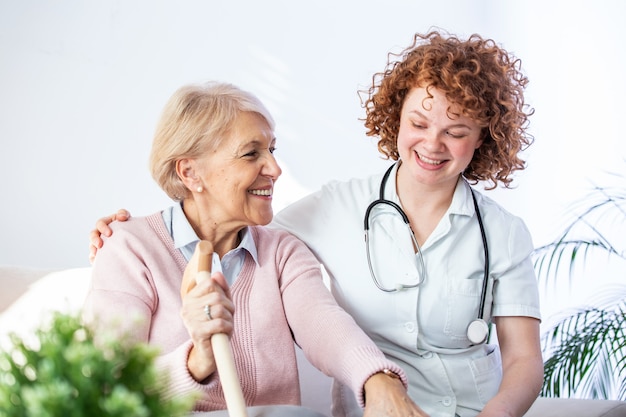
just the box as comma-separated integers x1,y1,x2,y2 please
396,134,418,157
395,131,408,147
463,142,481,155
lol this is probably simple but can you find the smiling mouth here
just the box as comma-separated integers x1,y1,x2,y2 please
418,153,444,165
248,189,272,196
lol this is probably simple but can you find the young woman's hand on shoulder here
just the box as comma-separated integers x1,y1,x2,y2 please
89,209,131,263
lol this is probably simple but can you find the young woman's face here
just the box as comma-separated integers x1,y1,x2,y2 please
396,87,483,189
194,111,281,227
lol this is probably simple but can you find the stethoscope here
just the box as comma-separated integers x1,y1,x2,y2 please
363,163,491,345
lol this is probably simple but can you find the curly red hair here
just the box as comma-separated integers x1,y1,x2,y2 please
361,30,534,189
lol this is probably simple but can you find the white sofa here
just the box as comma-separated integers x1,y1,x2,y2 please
2,266,625,417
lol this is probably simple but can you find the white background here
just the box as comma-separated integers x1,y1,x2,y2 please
1,1,625,307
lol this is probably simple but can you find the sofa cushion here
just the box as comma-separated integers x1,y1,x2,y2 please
0,266,58,313
0,266,92,348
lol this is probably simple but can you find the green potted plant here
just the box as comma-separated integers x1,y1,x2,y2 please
532,168,626,400
0,311,195,417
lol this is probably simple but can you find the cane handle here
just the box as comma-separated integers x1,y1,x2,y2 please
196,240,247,417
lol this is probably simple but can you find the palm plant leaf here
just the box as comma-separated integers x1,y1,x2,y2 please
533,165,626,400
533,183,626,289
541,299,626,399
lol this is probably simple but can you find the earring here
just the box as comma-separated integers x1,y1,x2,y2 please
196,186,203,193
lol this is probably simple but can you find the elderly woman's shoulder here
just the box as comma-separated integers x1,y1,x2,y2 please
106,212,166,243
250,225,297,241
250,226,312,251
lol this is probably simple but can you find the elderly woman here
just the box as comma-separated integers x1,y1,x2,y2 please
83,82,424,417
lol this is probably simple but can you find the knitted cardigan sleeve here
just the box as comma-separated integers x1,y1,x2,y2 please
258,227,408,407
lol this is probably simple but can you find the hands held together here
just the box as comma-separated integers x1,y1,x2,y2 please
179,243,235,382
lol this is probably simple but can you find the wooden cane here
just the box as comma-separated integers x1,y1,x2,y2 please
196,240,248,417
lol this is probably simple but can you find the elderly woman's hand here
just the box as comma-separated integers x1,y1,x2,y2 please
180,245,235,382
363,372,430,417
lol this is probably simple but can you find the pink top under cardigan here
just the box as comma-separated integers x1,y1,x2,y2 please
83,212,406,412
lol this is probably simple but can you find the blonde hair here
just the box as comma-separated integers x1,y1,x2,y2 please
149,81,275,200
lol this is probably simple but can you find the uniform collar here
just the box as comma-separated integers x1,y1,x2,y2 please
449,177,477,218
380,162,476,217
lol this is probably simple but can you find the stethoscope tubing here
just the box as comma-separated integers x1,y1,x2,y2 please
364,163,491,342
471,186,490,320
364,197,425,292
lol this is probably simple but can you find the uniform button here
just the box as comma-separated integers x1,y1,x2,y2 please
404,322,416,332
442,396,452,406
422,351,433,359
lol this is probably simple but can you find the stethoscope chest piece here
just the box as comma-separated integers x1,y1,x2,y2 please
467,318,489,345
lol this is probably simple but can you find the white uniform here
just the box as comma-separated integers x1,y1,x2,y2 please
271,163,541,417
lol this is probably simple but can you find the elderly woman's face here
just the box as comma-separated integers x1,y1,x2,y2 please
194,111,281,227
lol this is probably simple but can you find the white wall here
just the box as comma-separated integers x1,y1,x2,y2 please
1,2,625,271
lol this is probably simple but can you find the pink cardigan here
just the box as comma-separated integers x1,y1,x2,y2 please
84,212,406,412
